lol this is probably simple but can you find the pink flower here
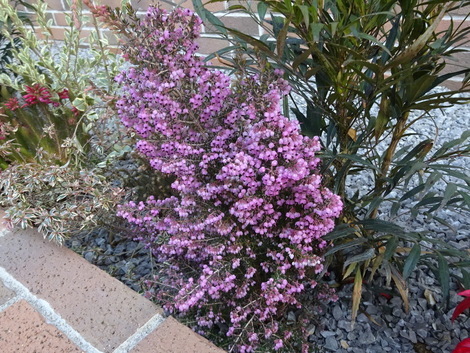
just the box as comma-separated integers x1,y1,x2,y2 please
23,84,53,105
116,6,343,352
57,89,69,100
4,97,20,111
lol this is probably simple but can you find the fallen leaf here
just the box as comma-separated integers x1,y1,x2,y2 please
424,289,436,306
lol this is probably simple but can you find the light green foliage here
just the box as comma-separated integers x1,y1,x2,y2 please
0,0,124,107
195,0,470,318
0,156,125,244
0,0,130,242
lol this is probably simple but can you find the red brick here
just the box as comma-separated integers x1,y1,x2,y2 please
0,300,82,353
449,4,470,16
45,0,65,11
181,0,227,12
439,50,470,89
51,11,73,26
196,36,232,55
227,0,257,12
435,19,470,47
203,14,259,35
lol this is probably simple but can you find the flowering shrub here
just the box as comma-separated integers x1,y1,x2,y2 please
116,6,342,352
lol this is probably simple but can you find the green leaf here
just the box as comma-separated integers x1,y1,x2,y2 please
390,202,401,217
344,248,376,268
227,5,247,11
72,98,87,112
276,16,291,58
440,183,458,209
257,2,268,21
356,219,405,236
225,28,271,54
324,238,367,257
459,190,470,208
351,269,363,324
462,269,470,290
398,139,434,165
403,243,421,279
323,224,357,241
400,184,425,202
437,253,450,308
365,197,383,218
430,215,456,233
430,130,470,159
297,4,310,28
384,236,399,262
413,195,441,209
336,154,380,171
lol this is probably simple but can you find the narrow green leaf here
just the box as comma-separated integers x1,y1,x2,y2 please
459,190,470,208
276,16,291,58
343,262,357,280
430,215,456,233
462,269,470,290
292,47,314,71
413,196,441,209
227,5,246,11
390,202,401,217
324,238,367,257
437,253,450,308
351,270,362,324
365,197,384,218
403,243,421,279
384,236,399,261
441,183,458,209
297,4,310,28
356,219,405,236
225,28,271,53
398,139,434,165
336,154,380,171
344,248,376,268
323,224,357,241
204,11,227,34
400,184,425,202
257,2,268,22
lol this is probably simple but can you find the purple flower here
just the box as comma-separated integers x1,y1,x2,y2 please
116,6,342,352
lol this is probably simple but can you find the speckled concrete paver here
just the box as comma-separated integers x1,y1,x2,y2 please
0,300,83,353
0,210,225,353
130,317,224,353
0,281,15,306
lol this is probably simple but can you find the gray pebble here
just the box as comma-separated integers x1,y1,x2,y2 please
333,305,343,320
324,336,339,351
321,330,336,338
84,251,96,263
360,325,376,345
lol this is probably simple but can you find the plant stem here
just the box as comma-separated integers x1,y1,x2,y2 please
370,111,409,219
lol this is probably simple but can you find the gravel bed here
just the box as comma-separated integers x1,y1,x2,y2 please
66,87,470,353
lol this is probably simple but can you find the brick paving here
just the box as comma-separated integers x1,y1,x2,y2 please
0,211,225,353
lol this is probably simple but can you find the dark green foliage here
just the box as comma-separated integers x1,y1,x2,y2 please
194,0,470,318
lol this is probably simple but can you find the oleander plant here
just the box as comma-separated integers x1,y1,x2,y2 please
194,0,470,324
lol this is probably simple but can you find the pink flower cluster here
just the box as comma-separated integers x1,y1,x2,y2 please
2,85,70,113
116,6,342,352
